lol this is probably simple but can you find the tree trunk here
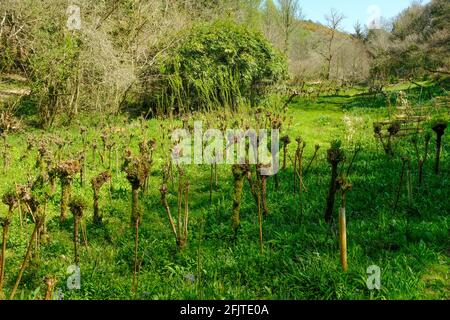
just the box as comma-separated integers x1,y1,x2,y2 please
0,224,9,292
262,175,268,217
232,166,246,236
74,217,80,265
60,180,72,222
435,135,443,174
325,164,338,223
9,219,41,300
131,186,140,224
93,188,101,224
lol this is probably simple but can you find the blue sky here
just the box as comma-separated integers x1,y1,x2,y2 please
298,0,431,32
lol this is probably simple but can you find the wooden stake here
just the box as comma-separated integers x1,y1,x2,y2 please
339,206,348,272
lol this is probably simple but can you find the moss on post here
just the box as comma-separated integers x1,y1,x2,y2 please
69,196,87,266
91,171,112,224
124,158,147,225
44,276,57,300
53,160,81,223
281,135,290,171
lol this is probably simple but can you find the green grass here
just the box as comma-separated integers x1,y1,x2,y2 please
0,86,448,300
0,76,28,91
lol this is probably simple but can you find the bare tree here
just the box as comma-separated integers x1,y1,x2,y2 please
277,0,303,56
262,0,280,46
322,8,345,80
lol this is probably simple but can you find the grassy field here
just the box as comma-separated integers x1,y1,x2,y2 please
0,83,448,300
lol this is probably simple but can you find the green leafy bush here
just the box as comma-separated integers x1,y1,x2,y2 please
145,20,288,114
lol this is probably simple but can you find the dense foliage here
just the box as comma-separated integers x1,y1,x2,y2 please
369,0,450,82
145,20,288,113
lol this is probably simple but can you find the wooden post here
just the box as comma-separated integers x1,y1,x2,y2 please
339,205,348,272
338,178,352,272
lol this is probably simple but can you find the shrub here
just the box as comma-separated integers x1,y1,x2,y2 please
144,20,288,114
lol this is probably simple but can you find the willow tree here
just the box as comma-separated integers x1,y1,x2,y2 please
144,20,288,114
